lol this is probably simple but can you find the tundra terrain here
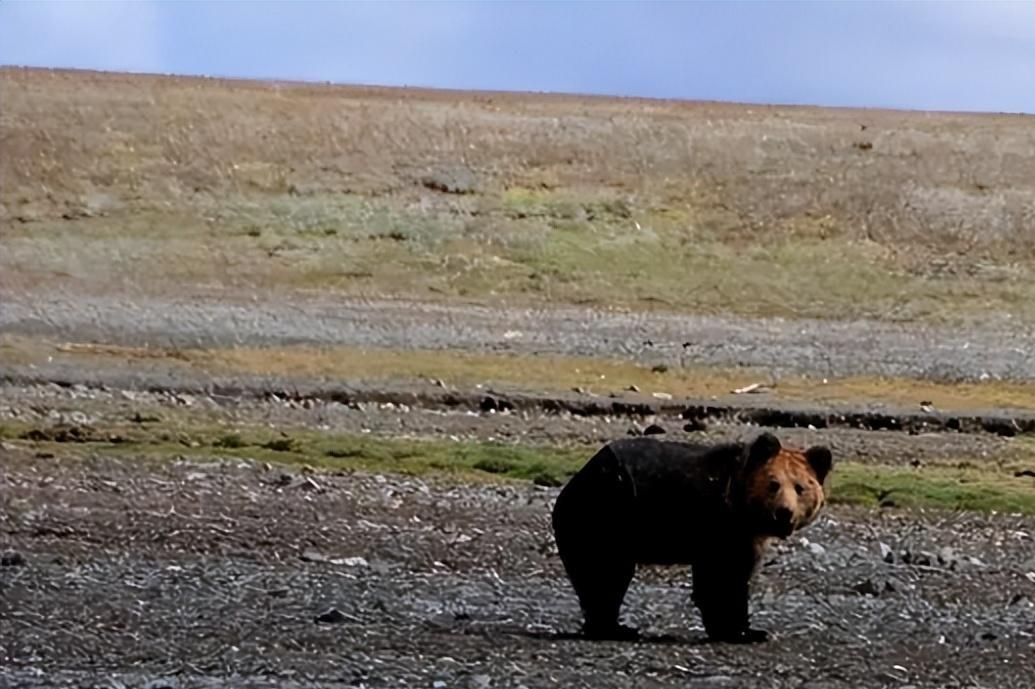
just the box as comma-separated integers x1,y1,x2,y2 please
1,68,1034,688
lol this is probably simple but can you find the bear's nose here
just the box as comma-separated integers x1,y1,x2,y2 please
774,507,793,524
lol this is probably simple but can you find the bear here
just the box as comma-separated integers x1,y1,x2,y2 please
551,431,832,643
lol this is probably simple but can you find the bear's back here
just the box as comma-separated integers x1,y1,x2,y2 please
606,437,744,564
608,437,742,488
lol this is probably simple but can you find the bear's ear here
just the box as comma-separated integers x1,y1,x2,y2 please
805,446,833,483
746,432,781,467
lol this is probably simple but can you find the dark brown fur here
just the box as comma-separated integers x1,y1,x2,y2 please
551,432,832,642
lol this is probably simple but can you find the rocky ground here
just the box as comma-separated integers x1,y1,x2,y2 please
2,294,1035,689
2,444,1034,689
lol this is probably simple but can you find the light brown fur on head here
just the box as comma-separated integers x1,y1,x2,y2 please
738,433,833,539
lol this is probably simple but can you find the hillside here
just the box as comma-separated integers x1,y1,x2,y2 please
2,67,1035,324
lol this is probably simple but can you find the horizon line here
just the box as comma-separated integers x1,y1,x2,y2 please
3,63,1033,119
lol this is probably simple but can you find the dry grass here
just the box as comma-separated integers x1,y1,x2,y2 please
4,68,1035,324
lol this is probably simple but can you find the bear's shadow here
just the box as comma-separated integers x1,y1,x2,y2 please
515,629,710,646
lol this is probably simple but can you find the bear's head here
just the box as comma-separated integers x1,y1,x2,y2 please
738,432,832,538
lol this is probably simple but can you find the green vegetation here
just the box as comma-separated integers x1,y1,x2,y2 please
8,192,1035,324
829,462,1035,514
4,419,1034,515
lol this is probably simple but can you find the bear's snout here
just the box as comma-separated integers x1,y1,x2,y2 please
772,506,795,536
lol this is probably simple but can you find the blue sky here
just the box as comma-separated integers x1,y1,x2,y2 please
2,1,1034,113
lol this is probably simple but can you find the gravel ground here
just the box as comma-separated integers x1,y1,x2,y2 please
2,447,1034,689
2,291,1033,381
3,283,1034,689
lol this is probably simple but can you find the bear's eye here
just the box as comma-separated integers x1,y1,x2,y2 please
794,483,805,495
768,480,781,494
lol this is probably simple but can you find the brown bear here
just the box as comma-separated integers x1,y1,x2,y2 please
551,432,832,642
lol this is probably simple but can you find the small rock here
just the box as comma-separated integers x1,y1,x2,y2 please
806,542,827,556
652,391,673,400
642,424,666,436
301,549,331,563
683,418,707,432
937,547,959,569
421,165,476,194
626,385,640,393
83,191,122,216
143,679,179,689
469,675,491,689
433,682,448,689
314,607,352,624
651,364,668,374
296,476,323,492
852,578,881,597
879,542,894,563
1,551,26,567
902,550,934,567
342,556,369,568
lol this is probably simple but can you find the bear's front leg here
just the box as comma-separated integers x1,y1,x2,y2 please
691,560,768,644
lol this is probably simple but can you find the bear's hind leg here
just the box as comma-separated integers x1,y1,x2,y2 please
570,556,637,640
691,560,767,644
552,447,637,640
